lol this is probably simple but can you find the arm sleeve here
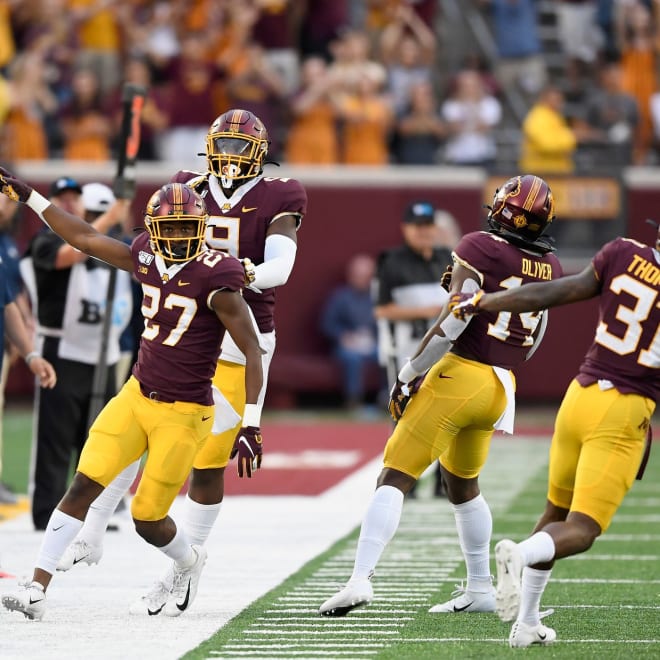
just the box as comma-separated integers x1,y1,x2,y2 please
250,234,297,290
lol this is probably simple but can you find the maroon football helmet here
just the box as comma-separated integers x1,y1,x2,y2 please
487,175,555,247
144,183,208,262
206,109,270,189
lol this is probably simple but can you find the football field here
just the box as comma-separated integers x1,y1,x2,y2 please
0,409,658,659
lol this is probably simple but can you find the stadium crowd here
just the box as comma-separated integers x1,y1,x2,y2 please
0,0,659,171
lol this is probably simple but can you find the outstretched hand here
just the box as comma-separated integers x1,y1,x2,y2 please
0,167,33,203
448,289,484,321
230,426,263,478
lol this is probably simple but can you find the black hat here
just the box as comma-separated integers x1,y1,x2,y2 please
404,201,435,224
49,177,83,198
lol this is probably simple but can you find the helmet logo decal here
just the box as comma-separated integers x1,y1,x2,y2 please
513,214,528,229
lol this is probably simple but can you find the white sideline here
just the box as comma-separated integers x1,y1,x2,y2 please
0,457,382,660
0,435,549,659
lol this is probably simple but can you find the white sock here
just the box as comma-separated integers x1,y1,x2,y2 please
452,494,493,593
518,566,552,626
35,510,84,576
350,485,404,582
183,495,221,546
78,461,140,546
518,531,555,566
159,526,195,568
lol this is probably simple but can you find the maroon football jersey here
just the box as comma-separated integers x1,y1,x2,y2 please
171,171,307,333
453,231,563,369
576,237,660,401
130,232,246,405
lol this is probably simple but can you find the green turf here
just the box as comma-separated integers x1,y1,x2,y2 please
2,406,32,492
183,452,660,660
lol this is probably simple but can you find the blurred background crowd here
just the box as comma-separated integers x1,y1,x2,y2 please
1,0,659,174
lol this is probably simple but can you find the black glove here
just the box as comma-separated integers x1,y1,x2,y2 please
0,166,33,203
388,375,425,422
230,426,263,478
440,264,453,292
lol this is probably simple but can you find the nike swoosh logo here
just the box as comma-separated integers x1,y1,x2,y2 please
242,206,257,213
453,601,474,612
202,416,211,421
176,580,191,611
538,632,547,640
148,605,164,616
52,524,65,531
239,437,255,456
178,281,190,287
438,374,452,379
72,554,90,565
29,596,44,605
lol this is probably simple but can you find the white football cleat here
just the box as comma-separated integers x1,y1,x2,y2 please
428,582,495,613
509,620,557,647
2,581,46,620
495,539,524,622
128,579,172,616
163,545,207,617
319,573,374,617
57,539,103,572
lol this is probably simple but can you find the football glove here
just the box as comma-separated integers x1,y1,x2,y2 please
388,375,425,422
0,166,33,203
448,289,484,321
241,257,256,286
230,426,263,478
440,264,453,292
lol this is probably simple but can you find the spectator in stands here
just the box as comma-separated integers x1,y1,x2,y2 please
480,0,548,100
441,69,502,168
1,51,57,161
556,0,602,81
615,0,659,163
578,60,640,168
335,65,394,165
519,85,581,174
68,0,122,97
378,3,437,116
393,80,446,165
58,68,112,161
226,42,289,161
285,55,340,164
321,253,380,412
21,176,131,529
156,30,225,165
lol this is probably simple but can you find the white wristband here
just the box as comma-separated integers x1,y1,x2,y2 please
26,190,50,218
398,361,420,384
24,351,40,365
242,403,261,428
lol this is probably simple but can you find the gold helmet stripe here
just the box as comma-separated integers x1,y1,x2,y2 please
522,176,542,212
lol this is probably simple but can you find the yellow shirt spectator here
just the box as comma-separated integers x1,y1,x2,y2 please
519,86,577,174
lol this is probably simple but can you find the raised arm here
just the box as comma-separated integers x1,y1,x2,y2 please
0,167,133,272
449,264,601,320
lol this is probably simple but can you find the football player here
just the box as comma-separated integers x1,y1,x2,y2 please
0,172,264,621
449,223,659,647
56,109,307,614
318,175,562,617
